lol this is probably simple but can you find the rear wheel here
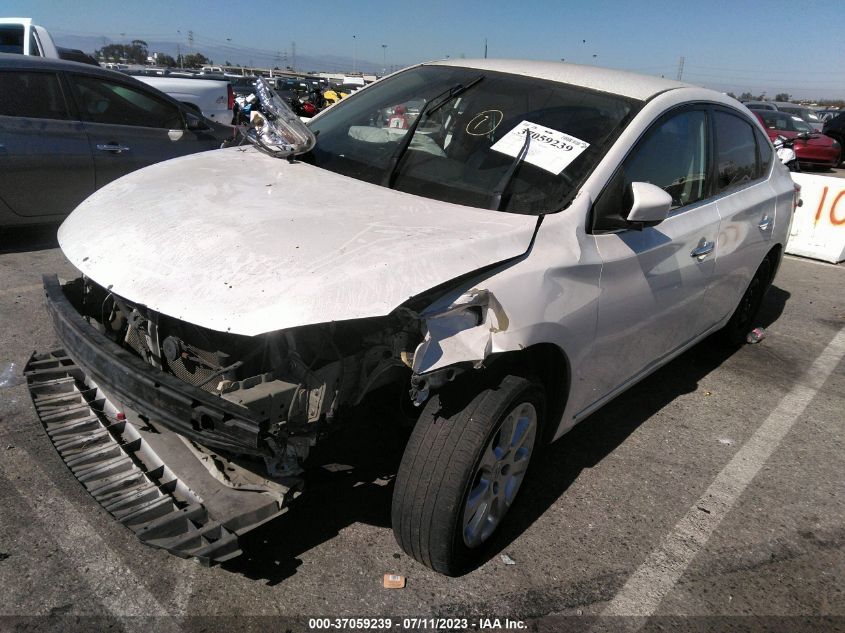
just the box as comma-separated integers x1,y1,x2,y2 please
720,257,772,346
391,375,544,576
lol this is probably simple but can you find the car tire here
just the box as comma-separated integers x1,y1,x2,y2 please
391,374,544,576
825,133,844,166
720,256,772,346
833,136,844,167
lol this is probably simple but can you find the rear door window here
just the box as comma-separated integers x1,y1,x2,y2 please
754,126,773,174
713,110,759,192
70,75,183,129
0,71,70,120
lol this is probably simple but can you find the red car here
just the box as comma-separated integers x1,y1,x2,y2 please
751,109,841,169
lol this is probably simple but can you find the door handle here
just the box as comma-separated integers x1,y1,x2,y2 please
690,240,715,261
96,143,131,154
758,215,773,231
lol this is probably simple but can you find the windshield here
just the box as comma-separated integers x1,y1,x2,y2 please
781,106,821,123
304,65,640,214
756,111,814,133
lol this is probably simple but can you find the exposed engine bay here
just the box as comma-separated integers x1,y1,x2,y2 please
61,276,432,478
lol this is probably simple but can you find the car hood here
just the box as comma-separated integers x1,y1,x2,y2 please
59,147,539,335
769,130,835,147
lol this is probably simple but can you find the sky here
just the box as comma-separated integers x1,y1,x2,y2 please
8,0,845,99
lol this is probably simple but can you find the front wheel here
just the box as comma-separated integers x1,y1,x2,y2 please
391,375,544,576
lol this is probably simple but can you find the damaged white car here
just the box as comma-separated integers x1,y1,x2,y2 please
28,59,797,576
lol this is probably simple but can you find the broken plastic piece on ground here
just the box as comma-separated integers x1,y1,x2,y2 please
321,463,355,473
718,438,734,445
746,327,767,344
383,574,406,589
500,553,516,565
0,362,23,388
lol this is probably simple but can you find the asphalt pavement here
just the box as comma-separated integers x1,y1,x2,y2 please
0,223,843,633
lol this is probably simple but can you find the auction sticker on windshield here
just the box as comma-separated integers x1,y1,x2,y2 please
491,120,589,175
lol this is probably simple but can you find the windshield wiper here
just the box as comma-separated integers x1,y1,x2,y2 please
488,129,531,210
382,75,484,189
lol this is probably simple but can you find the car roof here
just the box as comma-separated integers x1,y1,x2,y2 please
753,109,789,117
0,17,32,26
427,58,691,101
0,52,124,79
0,53,193,112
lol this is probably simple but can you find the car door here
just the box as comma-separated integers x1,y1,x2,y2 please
65,73,214,189
707,108,778,320
0,69,95,218
585,106,722,401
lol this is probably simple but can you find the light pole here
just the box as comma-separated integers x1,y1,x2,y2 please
352,35,357,74
177,30,184,68
381,44,387,75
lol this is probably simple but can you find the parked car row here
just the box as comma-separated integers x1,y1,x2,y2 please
750,109,841,169
740,99,824,131
741,99,843,168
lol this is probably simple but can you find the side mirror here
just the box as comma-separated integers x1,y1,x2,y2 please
626,182,672,227
185,111,210,131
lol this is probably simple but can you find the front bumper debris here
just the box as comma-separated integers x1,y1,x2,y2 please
41,274,267,456
25,350,297,565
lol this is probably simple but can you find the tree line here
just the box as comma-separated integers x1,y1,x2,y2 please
724,91,845,107
94,40,211,69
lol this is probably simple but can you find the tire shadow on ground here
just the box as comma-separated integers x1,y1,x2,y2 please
0,225,61,255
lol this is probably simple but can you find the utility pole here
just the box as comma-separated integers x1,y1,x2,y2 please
352,35,357,74
484,38,487,59
291,41,296,72
381,44,387,75
676,55,685,81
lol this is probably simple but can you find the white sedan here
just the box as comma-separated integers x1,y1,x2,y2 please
40,59,796,576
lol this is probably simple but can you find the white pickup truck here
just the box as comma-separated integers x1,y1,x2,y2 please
0,17,94,63
133,75,234,125
1,18,234,125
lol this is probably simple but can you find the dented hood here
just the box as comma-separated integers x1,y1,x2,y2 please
59,147,539,335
